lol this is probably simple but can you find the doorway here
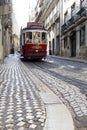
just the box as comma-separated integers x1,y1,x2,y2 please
70,31,76,57
56,36,60,55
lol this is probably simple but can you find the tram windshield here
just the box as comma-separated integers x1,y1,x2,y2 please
33,32,40,43
24,31,47,44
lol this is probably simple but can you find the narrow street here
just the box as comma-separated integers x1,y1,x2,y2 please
0,54,87,130
1,0,87,129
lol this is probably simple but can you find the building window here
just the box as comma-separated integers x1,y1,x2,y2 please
80,26,85,46
80,0,84,8
64,10,68,23
64,37,67,48
56,20,60,29
71,2,76,17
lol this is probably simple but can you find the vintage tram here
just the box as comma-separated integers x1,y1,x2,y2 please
20,22,47,60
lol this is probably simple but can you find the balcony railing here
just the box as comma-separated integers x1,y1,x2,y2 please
78,7,87,17
62,6,87,32
61,23,68,32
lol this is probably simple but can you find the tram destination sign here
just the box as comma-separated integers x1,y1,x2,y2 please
27,22,44,28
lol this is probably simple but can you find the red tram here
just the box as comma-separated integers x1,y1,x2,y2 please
20,22,47,60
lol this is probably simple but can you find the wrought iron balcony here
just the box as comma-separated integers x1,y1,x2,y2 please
67,17,75,26
62,7,87,33
80,7,87,16
77,7,85,16
61,17,76,32
75,7,87,23
61,23,68,32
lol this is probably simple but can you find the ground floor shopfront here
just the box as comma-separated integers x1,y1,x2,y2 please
46,19,87,59
61,20,87,59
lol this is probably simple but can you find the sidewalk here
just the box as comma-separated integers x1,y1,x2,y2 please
39,83,74,130
0,55,46,130
48,55,87,64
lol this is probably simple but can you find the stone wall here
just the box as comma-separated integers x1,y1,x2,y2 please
79,46,87,59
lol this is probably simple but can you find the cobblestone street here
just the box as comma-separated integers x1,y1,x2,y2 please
0,54,87,130
0,55,46,130
23,56,87,130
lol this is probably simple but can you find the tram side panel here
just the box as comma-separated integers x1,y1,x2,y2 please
22,43,47,59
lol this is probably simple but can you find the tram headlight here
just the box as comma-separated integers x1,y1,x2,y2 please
36,50,38,52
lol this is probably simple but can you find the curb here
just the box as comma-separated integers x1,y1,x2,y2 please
48,55,87,64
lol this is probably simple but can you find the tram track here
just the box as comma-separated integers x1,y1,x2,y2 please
22,61,74,103
26,60,87,96
22,60,87,102
22,60,87,129
21,61,76,123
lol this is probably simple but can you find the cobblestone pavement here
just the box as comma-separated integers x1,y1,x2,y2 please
32,60,87,95
23,61,87,130
0,55,46,130
0,54,87,130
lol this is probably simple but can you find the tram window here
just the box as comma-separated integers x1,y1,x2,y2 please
23,33,25,44
42,32,47,43
26,32,32,43
33,32,40,43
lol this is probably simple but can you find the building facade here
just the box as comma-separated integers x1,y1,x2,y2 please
0,0,12,61
12,11,20,52
35,0,87,59
35,0,62,55
61,0,87,59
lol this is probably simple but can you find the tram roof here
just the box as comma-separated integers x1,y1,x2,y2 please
22,28,47,33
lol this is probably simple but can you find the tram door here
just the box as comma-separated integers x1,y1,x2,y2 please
70,31,76,57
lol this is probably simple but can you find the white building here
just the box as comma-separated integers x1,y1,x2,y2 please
35,0,61,55
61,0,87,59
35,0,87,59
